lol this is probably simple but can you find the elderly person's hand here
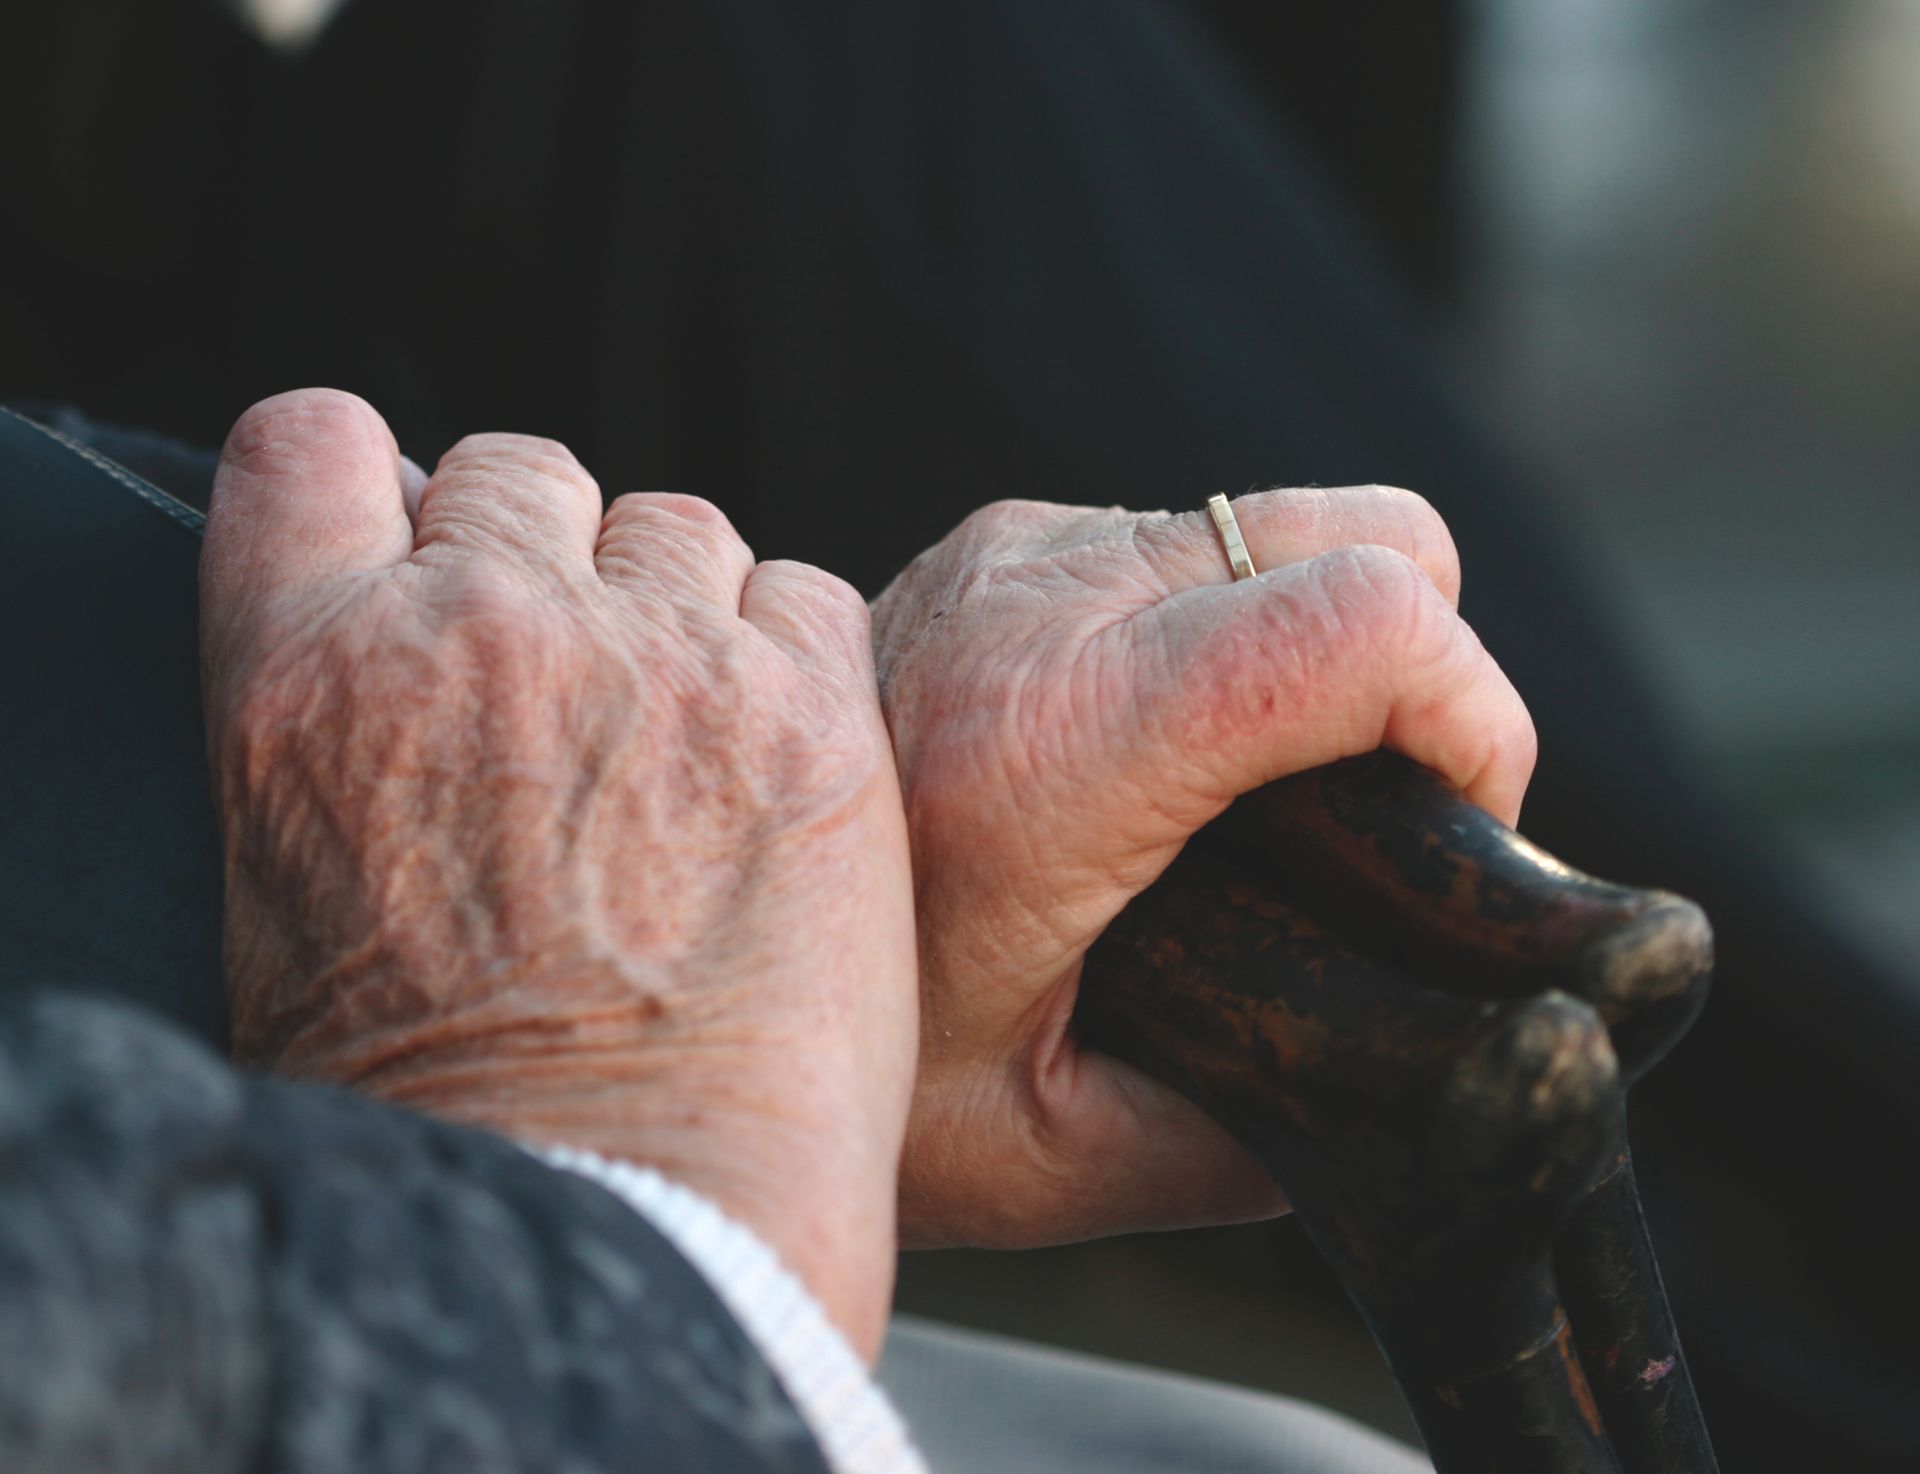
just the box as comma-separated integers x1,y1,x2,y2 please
873,491,1537,1247
200,389,916,1356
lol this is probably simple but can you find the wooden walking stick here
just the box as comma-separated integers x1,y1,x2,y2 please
1076,750,1719,1474
1245,752,1718,1474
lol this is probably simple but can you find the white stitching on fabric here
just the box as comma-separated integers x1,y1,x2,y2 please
0,406,207,535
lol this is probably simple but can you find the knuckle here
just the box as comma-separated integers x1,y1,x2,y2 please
444,433,598,496
966,497,1044,528
957,498,1065,544
763,559,868,616
621,491,735,531
605,493,752,560
223,388,384,475
881,500,1093,615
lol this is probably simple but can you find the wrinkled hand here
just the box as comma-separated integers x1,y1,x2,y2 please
201,390,916,1354
873,490,1536,1247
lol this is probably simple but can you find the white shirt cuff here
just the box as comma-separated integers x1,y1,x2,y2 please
528,1143,929,1474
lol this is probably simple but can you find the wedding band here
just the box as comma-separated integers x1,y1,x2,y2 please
1206,494,1258,581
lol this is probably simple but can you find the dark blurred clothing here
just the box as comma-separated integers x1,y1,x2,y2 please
0,984,831,1474
3,2,1917,1469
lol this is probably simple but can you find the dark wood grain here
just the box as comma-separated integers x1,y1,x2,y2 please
1076,750,1718,1474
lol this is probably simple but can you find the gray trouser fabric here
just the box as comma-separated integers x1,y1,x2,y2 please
880,1318,1431,1474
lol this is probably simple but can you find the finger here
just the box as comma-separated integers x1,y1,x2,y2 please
414,432,603,577
1046,1052,1287,1234
1135,544,1535,825
901,1053,1284,1247
595,493,755,612
399,454,429,525
202,389,415,613
1123,485,1461,606
738,559,875,673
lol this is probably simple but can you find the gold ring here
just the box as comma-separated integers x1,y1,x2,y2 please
1206,494,1258,581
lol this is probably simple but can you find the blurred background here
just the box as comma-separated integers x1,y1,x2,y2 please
1457,0,1920,969
3,0,1915,1469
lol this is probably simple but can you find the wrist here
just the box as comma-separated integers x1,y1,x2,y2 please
357,1045,906,1359
237,943,913,1357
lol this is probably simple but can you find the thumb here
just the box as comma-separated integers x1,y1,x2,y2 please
902,1046,1284,1247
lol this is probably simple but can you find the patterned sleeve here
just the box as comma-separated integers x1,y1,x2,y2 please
0,987,838,1474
